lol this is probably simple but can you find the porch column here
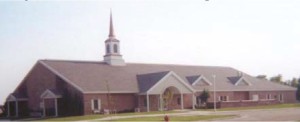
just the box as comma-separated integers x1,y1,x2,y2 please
146,94,150,112
43,99,46,117
7,102,10,117
15,101,18,117
54,98,58,117
181,93,184,109
192,94,195,109
159,94,163,111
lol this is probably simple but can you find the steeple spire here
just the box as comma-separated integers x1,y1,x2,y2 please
103,10,125,66
109,10,115,37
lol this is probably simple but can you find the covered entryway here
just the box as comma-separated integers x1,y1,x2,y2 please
40,89,62,117
6,93,28,117
137,71,195,112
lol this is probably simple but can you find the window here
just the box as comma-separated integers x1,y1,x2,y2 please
113,44,118,53
279,94,284,102
219,96,228,101
91,99,101,110
266,94,272,99
177,97,181,105
144,98,147,107
106,44,110,53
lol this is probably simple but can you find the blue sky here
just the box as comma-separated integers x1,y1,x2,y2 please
0,0,300,104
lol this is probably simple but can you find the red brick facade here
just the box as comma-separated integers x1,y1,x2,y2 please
4,62,298,118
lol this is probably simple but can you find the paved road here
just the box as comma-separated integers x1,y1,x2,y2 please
210,108,300,121
93,108,300,121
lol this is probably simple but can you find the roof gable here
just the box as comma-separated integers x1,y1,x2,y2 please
186,75,212,86
40,89,62,99
147,71,194,94
228,76,252,86
6,93,28,102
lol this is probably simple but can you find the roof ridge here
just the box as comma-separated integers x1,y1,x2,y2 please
39,59,106,64
126,62,232,68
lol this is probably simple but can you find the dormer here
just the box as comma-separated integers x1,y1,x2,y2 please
186,75,212,86
228,76,252,86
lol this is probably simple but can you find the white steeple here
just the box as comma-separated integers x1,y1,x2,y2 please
103,11,125,66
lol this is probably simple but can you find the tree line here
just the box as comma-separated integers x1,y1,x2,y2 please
256,74,299,87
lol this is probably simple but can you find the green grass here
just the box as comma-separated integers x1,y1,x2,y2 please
110,115,236,121
217,103,300,111
38,111,182,121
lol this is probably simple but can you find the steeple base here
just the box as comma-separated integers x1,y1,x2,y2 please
104,55,126,66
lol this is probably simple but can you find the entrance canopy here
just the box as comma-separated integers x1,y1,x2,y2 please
137,71,194,95
6,93,28,102
40,89,62,99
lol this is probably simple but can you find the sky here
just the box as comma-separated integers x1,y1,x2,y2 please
0,0,300,104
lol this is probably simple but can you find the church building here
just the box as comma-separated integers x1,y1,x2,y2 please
4,12,297,118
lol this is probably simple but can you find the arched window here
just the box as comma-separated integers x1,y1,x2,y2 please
113,44,118,53
106,44,110,53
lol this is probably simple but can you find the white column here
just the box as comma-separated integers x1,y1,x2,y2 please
54,98,58,117
43,99,46,117
192,94,195,109
15,101,18,117
212,75,217,112
146,94,150,112
7,102,10,117
181,93,184,109
159,94,163,111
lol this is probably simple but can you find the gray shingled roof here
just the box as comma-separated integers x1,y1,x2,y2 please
40,60,296,93
186,75,201,84
137,71,170,93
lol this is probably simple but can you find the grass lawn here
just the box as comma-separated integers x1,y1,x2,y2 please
215,103,300,111
38,111,182,121
110,115,236,121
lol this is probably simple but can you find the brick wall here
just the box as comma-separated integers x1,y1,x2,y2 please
83,93,136,115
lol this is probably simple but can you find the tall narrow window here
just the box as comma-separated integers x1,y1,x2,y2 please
113,44,118,53
279,94,284,102
106,44,110,53
91,99,101,110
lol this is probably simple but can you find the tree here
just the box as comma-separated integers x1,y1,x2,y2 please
270,74,283,84
200,89,210,104
256,75,267,80
291,78,299,87
296,79,300,102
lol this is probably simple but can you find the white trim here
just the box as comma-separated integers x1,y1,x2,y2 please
91,99,101,111
6,95,16,102
192,75,212,86
39,61,84,92
40,89,62,99
147,71,194,94
98,99,101,110
235,77,252,86
91,99,94,110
